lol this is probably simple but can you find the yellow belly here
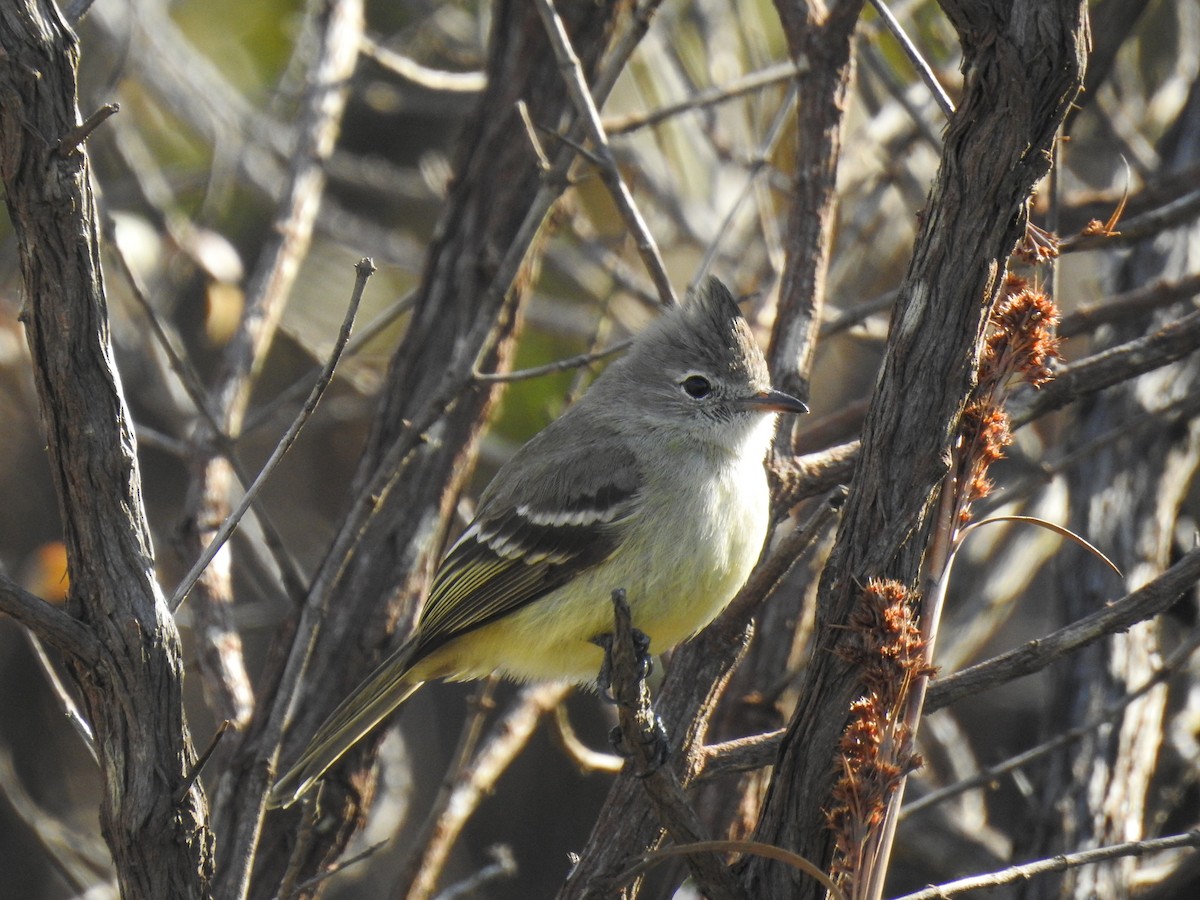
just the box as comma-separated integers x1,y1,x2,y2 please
410,453,770,685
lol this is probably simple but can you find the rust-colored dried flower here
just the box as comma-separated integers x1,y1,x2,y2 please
828,580,932,889
954,278,1062,527
986,284,1061,388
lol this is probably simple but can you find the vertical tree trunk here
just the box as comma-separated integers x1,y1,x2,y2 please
741,3,1089,895
0,2,214,897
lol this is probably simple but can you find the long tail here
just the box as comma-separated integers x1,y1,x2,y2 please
268,651,424,809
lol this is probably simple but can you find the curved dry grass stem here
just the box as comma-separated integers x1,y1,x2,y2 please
619,839,846,900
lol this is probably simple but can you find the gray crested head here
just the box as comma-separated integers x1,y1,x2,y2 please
588,277,806,448
635,276,770,390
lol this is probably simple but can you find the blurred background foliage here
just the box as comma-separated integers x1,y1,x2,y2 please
1,0,1198,897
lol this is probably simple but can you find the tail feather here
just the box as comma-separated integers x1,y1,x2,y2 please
268,657,424,809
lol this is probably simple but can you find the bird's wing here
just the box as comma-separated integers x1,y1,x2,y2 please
411,429,643,661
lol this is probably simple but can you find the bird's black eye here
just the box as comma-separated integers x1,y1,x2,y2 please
681,375,713,399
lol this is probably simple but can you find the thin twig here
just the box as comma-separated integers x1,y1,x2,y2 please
276,839,389,900
242,289,417,435
549,703,623,774
1048,131,1063,305
473,339,630,383
22,629,97,762
516,99,552,171
866,0,954,118
891,830,1200,900
54,102,119,155
171,258,373,611
431,845,518,900
174,720,235,804
533,0,679,307
819,288,898,337
603,60,803,135
1059,272,1200,338
1062,186,1200,252
360,35,486,93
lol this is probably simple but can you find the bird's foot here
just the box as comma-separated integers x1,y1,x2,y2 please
608,714,670,776
592,627,653,703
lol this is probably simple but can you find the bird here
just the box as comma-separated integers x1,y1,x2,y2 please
268,276,806,808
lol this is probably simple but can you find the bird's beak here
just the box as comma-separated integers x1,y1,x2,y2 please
742,389,808,415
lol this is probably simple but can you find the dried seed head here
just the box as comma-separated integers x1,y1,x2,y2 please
828,580,931,887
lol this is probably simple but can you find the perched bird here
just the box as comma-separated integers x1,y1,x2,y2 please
269,276,806,808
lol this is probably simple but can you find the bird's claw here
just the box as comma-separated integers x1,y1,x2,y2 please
592,628,653,702
608,715,670,776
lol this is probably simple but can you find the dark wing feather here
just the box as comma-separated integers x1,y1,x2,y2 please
411,427,642,662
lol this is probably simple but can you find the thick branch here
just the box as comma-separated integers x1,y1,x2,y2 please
0,574,101,665
0,2,214,897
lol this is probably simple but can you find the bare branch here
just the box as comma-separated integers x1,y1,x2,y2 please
926,547,1200,713
905,627,1200,819
21,628,97,760
1059,272,1200,338
533,0,678,307
0,2,215,894
1013,308,1200,427
360,35,486,93
866,0,954,118
892,830,1200,900
171,258,373,611
0,574,100,666
1062,186,1200,252
604,61,803,135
